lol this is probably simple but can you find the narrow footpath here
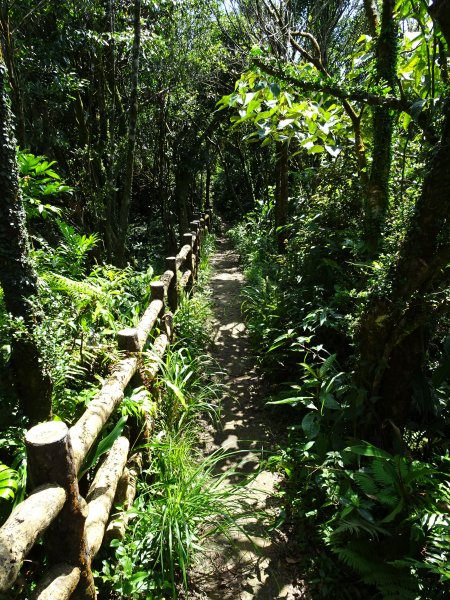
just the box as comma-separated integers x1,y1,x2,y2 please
190,235,306,600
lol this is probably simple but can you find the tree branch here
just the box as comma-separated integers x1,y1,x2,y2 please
363,0,379,38
291,30,323,66
252,57,409,112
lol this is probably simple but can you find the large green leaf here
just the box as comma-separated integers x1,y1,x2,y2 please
0,464,18,501
79,416,128,479
345,443,392,460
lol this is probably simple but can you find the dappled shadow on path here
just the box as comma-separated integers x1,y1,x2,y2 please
190,236,308,600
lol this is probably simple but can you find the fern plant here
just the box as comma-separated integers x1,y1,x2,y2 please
313,445,450,599
0,430,27,524
0,464,17,502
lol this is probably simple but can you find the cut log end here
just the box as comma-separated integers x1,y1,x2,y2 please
150,281,165,301
117,328,140,352
26,421,68,447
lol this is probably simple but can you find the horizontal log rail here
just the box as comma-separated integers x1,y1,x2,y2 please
0,210,212,598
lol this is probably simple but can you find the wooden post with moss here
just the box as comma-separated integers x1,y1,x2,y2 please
150,281,165,310
25,422,95,599
189,221,200,279
165,256,178,312
206,208,213,229
182,233,194,292
199,217,206,248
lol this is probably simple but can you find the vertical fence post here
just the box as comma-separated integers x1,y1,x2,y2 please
165,256,178,312
189,221,200,279
117,328,140,352
25,422,96,599
150,280,165,306
199,217,205,247
207,208,213,229
190,220,199,240
166,256,178,313
182,233,194,292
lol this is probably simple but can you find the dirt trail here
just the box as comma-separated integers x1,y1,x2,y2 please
190,235,306,600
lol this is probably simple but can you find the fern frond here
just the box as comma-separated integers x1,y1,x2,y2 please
375,490,398,509
352,471,381,498
42,272,106,300
371,459,398,494
333,546,375,574
332,517,388,538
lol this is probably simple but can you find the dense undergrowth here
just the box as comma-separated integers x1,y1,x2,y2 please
0,153,160,524
230,194,450,600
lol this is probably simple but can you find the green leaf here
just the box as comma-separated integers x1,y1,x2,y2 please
278,119,295,129
244,92,257,106
0,464,18,501
409,99,427,121
345,443,392,460
79,416,128,479
321,393,340,410
267,395,314,406
166,381,188,409
324,144,341,158
269,82,281,98
302,413,320,438
250,46,263,57
309,145,325,154
400,111,412,130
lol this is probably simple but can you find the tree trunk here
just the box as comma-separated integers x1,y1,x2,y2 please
115,0,141,266
356,8,450,444
156,94,177,254
363,0,379,37
365,0,398,255
0,53,52,424
174,159,191,237
0,12,26,147
275,141,289,253
356,97,450,443
430,0,450,44
205,161,212,211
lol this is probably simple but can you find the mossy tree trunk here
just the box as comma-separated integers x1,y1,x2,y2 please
358,21,450,445
357,96,450,446
156,93,177,254
0,53,52,424
365,0,398,255
0,9,25,148
356,2,450,448
174,156,191,237
275,141,289,253
114,0,141,266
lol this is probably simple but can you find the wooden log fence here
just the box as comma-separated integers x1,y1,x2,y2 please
0,211,212,598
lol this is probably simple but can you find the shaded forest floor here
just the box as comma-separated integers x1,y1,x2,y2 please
189,234,308,599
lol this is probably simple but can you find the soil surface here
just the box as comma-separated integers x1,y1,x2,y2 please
190,235,308,600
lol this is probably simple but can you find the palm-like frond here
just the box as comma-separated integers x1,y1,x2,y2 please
42,271,106,300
